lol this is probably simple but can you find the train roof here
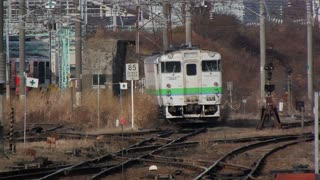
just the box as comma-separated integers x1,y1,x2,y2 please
144,54,161,64
144,49,221,64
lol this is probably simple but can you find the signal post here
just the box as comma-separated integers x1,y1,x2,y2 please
257,63,281,129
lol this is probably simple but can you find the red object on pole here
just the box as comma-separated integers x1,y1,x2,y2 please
15,76,29,95
120,117,127,125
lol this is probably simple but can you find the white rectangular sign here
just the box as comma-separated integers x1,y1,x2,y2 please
26,77,39,88
126,63,139,81
120,82,128,90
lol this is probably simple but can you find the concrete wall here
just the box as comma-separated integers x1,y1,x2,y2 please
82,38,118,90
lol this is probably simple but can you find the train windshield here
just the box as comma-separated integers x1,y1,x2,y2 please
202,60,221,72
161,62,181,73
186,64,197,76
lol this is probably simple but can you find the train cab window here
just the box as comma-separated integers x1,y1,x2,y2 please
202,60,221,72
161,62,181,73
186,64,197,76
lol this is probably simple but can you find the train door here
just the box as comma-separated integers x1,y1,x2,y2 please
184,62,200,103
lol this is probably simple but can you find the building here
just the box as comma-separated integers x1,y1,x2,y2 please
5,0,136,89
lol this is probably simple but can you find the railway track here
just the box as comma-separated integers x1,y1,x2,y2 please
0,122,315,179
194,133,313,179
9,124,168,143
0,128,207,179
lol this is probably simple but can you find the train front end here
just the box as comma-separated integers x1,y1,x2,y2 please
159,49,222,121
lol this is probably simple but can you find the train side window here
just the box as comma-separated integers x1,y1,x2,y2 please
187,64,197,76
161,62,181,73
161,62,164,73
202,60,219,72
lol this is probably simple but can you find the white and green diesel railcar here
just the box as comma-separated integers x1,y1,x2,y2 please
144,48,222,121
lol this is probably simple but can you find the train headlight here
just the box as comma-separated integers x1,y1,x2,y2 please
166,83,171,88
167,53,173,59
214,82,219,87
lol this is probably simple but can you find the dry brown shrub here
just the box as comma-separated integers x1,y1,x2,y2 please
5,88,159,130
133,92,160,128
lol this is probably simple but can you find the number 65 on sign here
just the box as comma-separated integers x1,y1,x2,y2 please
126,63,139,81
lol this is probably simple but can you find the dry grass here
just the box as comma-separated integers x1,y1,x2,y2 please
0,138,95,171
5,89,160,131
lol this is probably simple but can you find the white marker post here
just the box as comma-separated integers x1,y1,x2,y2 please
315,92,319,174
131,80,134,128
24,73,27,146
126,63,139,129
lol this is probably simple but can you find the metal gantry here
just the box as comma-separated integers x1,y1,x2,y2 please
57,27,70,89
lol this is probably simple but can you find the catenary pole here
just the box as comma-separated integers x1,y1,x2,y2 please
0,0,5,155
315,92,319,173
135,1,140,54
260,0,266,106
162,0,168,51
168,3,172,45
185,0,191,47
19,0,26,101
6,0,11,101
75,0,82,106
306,0,313,112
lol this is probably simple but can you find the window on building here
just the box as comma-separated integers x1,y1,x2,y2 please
93,74,106,85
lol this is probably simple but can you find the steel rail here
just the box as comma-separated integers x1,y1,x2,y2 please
37,130,174,179
0,164,115,180
91,128,207,179
193,133,312,180
244,137,313,180
139,158,207,171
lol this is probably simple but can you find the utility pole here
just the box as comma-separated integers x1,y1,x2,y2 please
260,0,266,106
113,1,118,32
185,0,192,47
162,0,168,51
135,1,140,54
306,0,313,112
0,0,5,155
19,0,26,101
6,0,11,101
287,69,292,115
75,0,82,106
168,3,172,46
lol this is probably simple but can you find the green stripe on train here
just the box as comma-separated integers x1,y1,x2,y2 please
146,87,222,95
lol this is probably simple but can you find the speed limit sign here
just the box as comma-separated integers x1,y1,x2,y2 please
126,63,139,80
